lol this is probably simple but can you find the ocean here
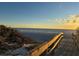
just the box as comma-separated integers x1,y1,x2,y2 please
15,28,76,42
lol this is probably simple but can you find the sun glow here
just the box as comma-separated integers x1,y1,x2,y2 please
11,15,79,30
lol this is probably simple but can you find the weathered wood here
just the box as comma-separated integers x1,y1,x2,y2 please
29,32,63,56
47,36,63,54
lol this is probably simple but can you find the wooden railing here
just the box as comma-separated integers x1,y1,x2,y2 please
29,32,64,56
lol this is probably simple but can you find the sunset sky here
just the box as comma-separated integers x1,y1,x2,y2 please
0,2,79,29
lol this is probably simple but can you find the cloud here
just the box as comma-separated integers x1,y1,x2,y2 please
48,18,65,25
63,14,79,29
66,14,79,23
48,14,79,30
12,14,79,30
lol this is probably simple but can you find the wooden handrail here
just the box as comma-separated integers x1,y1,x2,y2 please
29,32,64,56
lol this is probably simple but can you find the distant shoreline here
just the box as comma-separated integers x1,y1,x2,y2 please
14,28,76,31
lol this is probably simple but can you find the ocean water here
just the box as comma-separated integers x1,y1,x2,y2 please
15,28,76,42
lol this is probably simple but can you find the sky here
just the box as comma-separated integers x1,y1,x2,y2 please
0,2,79,29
